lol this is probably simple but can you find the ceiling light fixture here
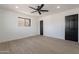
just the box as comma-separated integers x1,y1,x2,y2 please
57,6,60,9
16,6,19,8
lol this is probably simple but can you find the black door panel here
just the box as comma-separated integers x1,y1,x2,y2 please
40,21,43,35
65,14,78,42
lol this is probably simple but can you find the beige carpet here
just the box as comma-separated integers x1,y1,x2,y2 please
0,35,79,54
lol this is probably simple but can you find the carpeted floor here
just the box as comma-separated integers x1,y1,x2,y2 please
0,35,79,54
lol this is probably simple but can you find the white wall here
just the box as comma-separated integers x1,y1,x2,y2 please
1,7,79,43
40,8,79,42
0,9,39,43
0,10,5,41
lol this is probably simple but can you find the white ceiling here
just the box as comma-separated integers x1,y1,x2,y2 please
0,4,79,16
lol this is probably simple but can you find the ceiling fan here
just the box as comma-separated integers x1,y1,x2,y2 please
29,4,48,15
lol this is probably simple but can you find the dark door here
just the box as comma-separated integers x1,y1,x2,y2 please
65,14,78,42
40,20,43,35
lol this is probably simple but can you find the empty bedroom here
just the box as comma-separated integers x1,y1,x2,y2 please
0,4,79,54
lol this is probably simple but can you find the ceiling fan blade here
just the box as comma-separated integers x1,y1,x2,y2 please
40,10,48,12
29,6,36,10
38,4,44,10
38,11,41,15
31,11,37,13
